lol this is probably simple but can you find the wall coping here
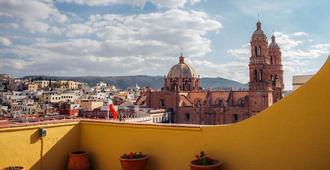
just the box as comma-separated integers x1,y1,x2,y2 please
0,118,233,132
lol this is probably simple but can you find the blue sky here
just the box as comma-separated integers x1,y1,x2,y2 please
0,0,329,90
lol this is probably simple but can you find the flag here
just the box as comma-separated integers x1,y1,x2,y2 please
108,98,118,119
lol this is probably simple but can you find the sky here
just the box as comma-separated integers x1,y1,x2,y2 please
0,0,329,90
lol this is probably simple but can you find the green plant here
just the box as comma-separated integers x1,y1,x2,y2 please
121,152,145,159
193,151,215,165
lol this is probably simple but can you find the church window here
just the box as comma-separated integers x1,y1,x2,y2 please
254,70,258,81
185,113,190,121
270,56,273,64
257,46,261,56
184,80,190,91
259,69,263,81
255,46,258,57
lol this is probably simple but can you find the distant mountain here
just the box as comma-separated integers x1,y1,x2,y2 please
21,75,248,90
200,77,248,90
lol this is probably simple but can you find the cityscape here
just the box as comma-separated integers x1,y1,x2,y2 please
0,20,313,126
0,1,329,170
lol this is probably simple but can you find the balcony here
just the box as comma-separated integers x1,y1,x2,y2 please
1,56,330,170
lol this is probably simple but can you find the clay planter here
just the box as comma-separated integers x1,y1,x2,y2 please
2,167,24,170
190,160,222,170
67,151,90,170
120,156,149,170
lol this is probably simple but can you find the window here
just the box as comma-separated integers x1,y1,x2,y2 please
270,56,273,64
259,69,263,81
185,113,190,121
255,46,258,57
254,70,258,81
233,114,239,122
255,46,261,57
160,99,165,107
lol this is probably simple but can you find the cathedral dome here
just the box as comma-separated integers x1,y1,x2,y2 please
167,55,198,78
269,35,280,49
252,21,267,39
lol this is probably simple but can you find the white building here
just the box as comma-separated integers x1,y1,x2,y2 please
292,75,313,91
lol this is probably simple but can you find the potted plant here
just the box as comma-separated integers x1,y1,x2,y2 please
67,151,90,170
120,152,149,170
190,151,222,170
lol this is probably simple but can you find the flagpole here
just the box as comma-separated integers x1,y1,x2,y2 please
107,97,110,120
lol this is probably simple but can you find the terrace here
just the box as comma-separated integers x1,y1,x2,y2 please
1,57,330,170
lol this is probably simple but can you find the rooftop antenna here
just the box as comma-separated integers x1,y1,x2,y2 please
180,47,183,57
257,13,260,21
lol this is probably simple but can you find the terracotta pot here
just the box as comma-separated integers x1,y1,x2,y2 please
2,167,24,170
67,151,90,170
120,156,149,170
190,160,222,170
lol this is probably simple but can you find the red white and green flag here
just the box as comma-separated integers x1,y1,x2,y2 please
108,97,118,119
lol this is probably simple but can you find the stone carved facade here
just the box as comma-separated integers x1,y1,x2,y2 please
138,21,284,125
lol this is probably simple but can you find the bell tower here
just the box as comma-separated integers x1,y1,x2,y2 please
268,34,284,103
249,20,273,114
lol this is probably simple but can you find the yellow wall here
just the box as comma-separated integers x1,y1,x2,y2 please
0,56,330,170
0,122,80,170
80,57,330,170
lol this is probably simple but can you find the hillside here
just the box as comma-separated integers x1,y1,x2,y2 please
22,75,248,90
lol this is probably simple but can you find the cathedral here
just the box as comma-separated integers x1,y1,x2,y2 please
137,20,284,125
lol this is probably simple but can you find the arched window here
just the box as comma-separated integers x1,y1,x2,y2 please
275,75,278,81
184,79,190,91
255,46,258,57
171,80,177,91
254,70,258,81
257,46,261,56
270,56,273,64
259,69,263,81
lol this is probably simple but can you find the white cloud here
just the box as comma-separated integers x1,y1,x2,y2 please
190,59,249,83
0,9,221,77
291,32,308,36
0,0,67,33
66,24,93,37
50,26,62,35
23,20,50,33
88,9,222,58
0,23,19,30
226,43,249,61
274,31,302,50
57,0,201,8
0,37,12,46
